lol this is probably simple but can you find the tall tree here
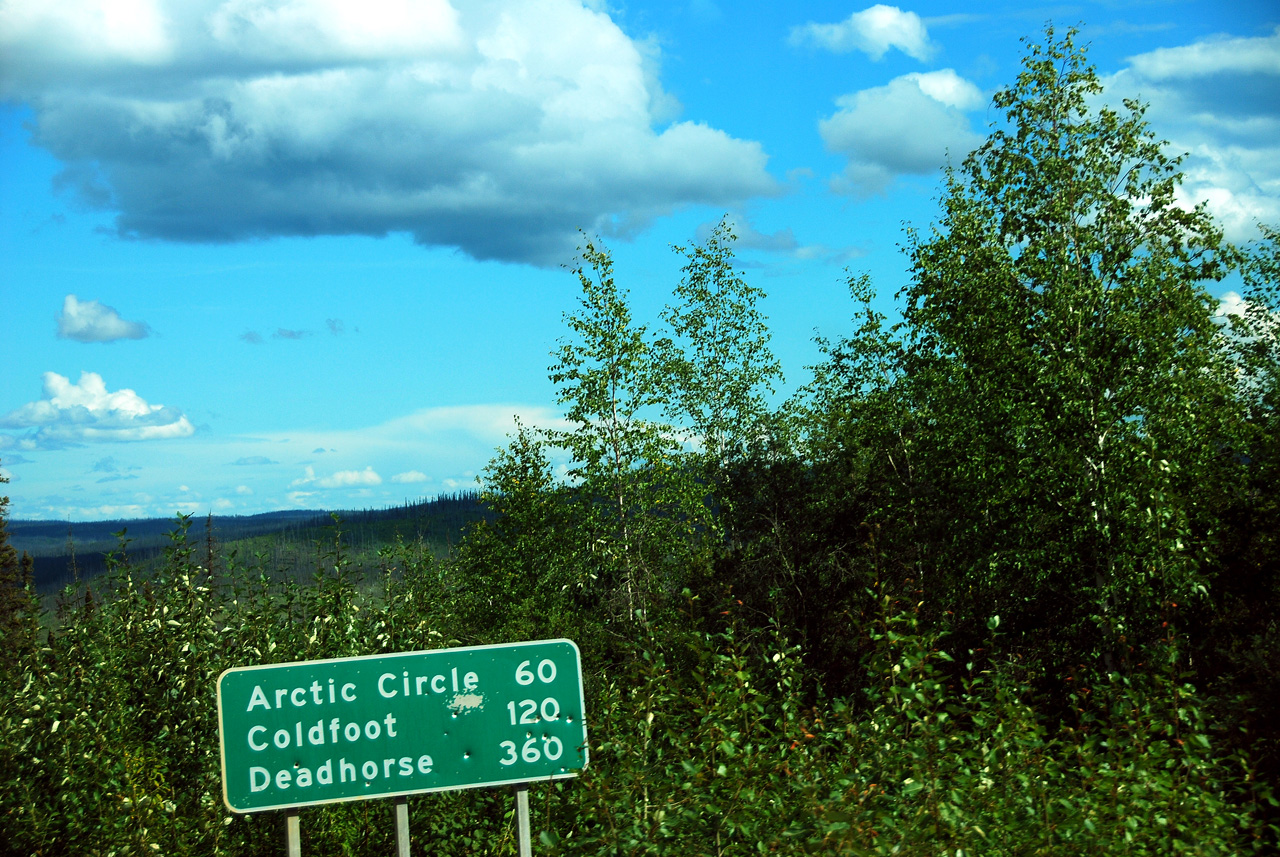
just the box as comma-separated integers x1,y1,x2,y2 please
658,219,783,473
892,28,1241,665
546,239,707,623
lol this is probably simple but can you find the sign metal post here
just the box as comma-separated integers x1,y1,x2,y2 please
515,783,532,857
285,810,300,857
394,796,409,857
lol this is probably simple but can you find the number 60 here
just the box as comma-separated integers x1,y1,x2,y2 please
515,659,557,685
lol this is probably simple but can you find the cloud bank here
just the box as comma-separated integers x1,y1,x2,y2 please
0,0,776,266
56,294,151,342
0,371,195,448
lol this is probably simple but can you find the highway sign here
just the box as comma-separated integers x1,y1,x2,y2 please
217,639,587,813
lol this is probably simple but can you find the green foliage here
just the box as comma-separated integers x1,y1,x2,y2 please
545,238,709,623
800,28,1245,672
543,598,1272,856
658,218,784,471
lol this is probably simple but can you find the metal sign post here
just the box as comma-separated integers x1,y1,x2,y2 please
515,783,532,857
216,638,587,851
394,796,410,857
285,810,300,857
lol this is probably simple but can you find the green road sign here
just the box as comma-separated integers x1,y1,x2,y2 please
217,639,587,813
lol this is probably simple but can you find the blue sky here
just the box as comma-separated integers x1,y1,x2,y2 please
2,1,1277,521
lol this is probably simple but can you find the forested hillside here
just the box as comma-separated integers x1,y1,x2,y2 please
1,30,1277,855
10,493,493,592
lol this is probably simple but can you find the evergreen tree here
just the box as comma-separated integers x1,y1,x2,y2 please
0,462,39,670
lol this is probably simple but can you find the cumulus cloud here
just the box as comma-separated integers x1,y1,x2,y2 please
56,294,151,342
1106,27,1280,241
0,0,776,266
292,464,383,488
789,5,934,61
0,371,195,448
391,470,429,484
820,69,983,196
319,467,382,488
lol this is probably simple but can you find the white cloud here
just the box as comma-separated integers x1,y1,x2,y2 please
1106,27,1280,242
56,294,152,342
291,464,384,488
286,490,318,507
392,470,429,484
1216,291,1248,319
0,371,194,447
205,0,464,62
906,69,983,110
0,0,173,69
317,467,382,488
0,0,776,265
789,5,934,61
1126,28,1280,80
819,70,983,196
694,213,864,264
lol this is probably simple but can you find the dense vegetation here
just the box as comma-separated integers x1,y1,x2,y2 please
2,30,1278,855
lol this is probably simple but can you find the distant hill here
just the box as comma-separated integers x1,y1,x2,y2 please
10,493,494,591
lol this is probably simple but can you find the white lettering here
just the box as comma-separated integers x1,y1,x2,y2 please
247,685,270,712
248,754,443,793
250,766,270,791
378,673,397,698
248,725,267,751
